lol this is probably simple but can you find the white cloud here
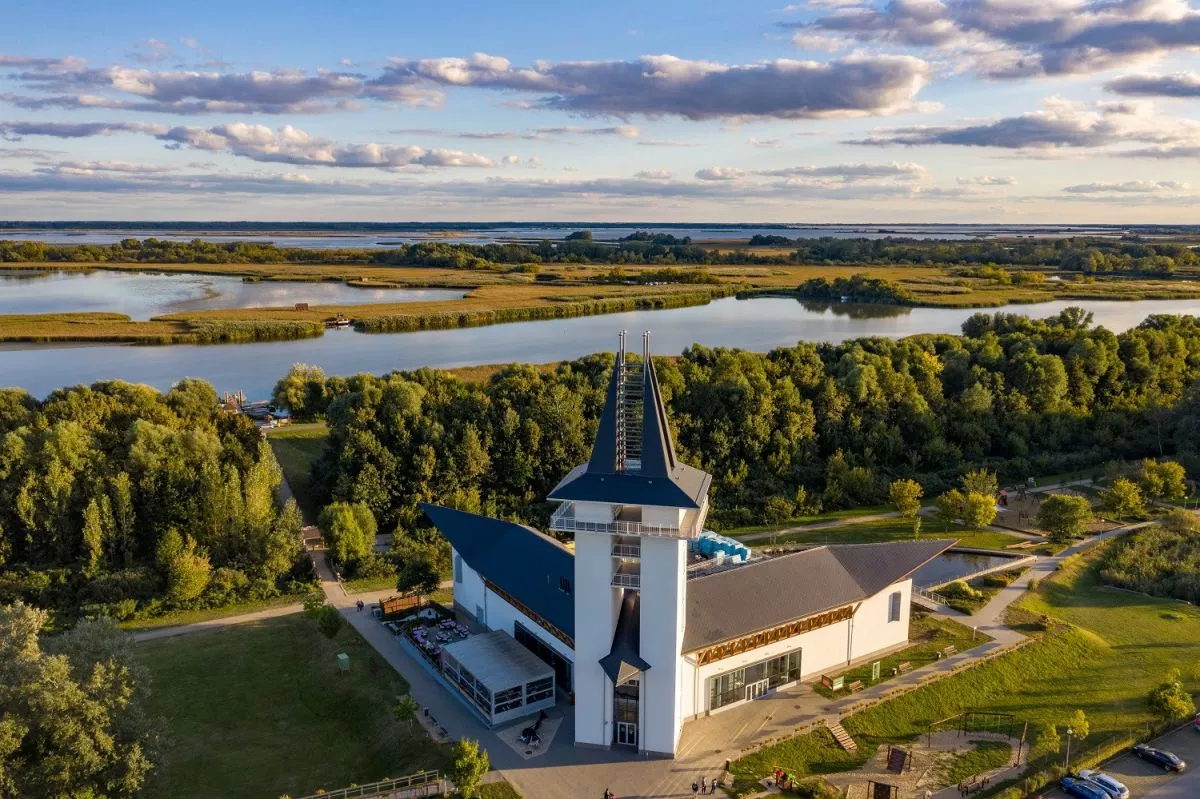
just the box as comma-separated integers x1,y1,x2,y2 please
957,175,1017,185
1063,180,1188,193
695,167,747,180
748,137,782,148
634,169,672,179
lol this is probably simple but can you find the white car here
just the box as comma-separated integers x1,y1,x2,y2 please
1077,769,1130,799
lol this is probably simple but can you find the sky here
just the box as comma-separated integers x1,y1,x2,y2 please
1,0,1200,223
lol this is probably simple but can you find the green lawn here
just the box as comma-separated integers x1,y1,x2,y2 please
934,740,1012,785
728,726,869,795
135,613,446,799
479,783,524,799
733,542,1200,791
118,592,307,631
725,505,893,537
755,517,1026,550
267,424,329,523
345,573,400,594
813,613,988,699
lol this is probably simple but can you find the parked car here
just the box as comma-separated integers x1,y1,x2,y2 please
1060,776,1111,799
1133,743,1187,771
1193,713,1200,732
1077,769,1130,799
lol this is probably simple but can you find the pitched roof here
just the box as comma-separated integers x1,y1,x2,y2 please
548,348,711,509
419,503,575,639
599,589,651,685
682,539,956,653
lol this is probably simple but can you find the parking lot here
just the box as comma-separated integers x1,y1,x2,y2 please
1041,724,1200,799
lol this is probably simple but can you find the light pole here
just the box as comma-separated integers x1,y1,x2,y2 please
1065,726,1074,772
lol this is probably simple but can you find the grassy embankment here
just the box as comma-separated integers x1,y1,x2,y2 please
135,614,447,799
734,516,1028,551
5,259,1200,344
728,542,1200,794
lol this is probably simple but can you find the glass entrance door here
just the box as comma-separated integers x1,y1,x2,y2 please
616,722,638,748
746,679,770,701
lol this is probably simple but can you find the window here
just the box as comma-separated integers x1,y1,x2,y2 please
707,649,802,711
559,576,572,595
525,676,554,704
494,686,524,714
888,591,902,623
454,554,462,583
515,621,573,691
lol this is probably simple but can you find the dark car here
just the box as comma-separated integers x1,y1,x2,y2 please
1060,776,1111,799
1133,743,1187,771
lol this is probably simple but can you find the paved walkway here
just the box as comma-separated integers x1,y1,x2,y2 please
131,602,304,642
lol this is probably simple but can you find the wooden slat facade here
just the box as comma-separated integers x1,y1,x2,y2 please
484,578,575,649
689,604,856,665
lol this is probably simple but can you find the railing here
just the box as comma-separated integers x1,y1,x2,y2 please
612,542,642,558
292,771,443,799
549,503,698,539
611,572,641,589
913,586,948,606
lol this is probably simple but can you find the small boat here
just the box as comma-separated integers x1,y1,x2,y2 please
326,313,351,328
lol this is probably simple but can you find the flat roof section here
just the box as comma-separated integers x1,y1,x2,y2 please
442,630,554,690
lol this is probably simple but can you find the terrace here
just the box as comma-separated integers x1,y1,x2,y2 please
549,501,704,539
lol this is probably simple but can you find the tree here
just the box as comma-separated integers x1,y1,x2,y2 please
962,491,997,531
155,529,211,603
1148,669,1195,722
302,592,343,639
1036,494,1093,543
0,602,155,798
318,502,377,567
1068,709,1089,742
961,469,998,499
1141,459,1188,501
1100,478,1147,521
393,694,419,731
888,479,924,519
398,553,441,601
760,496,795,526
936,489,965,530
450,738,489,799
1032,723,1062,762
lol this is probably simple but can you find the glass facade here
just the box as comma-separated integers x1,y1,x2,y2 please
707,648,802,711
515,621,573,691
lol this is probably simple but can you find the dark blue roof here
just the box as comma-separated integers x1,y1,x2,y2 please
420,503,575,640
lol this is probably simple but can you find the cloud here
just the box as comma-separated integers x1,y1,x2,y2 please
156,122,494,169
636,138,698,147
35,160,174,175
754,161,928,181
1063,180,1188,193
129,38,171,65
1123,144,1200,158
748,137,782,148
372,52,931,119
533,125,640,138
0,120,167,139
634,169,672,179
957,175,1017,185
845,98,1192,150
792,0,1200,78
1105,72,1200,98
695,167,747,181
501,154,520,165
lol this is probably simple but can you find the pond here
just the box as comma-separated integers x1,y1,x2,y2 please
912,550,1021,589
0,269,464,320
2,295,1199,399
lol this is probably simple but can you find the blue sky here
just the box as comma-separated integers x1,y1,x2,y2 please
2,0,1199,222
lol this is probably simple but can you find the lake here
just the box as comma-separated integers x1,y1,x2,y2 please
912,550,1021,589
0,270,464,320
2,295,1198,399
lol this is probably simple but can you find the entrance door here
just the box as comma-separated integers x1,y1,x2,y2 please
746,679,770,701
616,722,638,748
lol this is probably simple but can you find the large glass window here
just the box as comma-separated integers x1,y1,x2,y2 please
494,686,524,714
526,676,554,704
707,648,802,711
614,680,639,724
515,621,573,691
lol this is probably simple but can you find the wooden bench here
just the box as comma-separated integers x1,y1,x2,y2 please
896,661,912,674
941,645,957,657
848,680,864,693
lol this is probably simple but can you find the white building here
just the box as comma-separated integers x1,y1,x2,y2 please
423,331,954,757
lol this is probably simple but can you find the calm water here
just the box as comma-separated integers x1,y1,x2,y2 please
0,270,463,320
912,551,1019,589
2,295,1198,398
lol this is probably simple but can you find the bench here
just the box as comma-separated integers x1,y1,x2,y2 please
895,661,912,674
941,645,957,658
848,680,864,693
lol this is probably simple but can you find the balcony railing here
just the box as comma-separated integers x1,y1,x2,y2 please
611,571,641,589
611,542,642,559
549,503,699,539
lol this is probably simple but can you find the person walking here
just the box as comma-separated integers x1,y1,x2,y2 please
700,776,707,792
691,780,699,796
709,777,718,794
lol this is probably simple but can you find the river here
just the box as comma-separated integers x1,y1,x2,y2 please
0,270,464,320
2,295,1199,399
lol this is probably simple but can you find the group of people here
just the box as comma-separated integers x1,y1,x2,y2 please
772,768,797,791
691,775,718,794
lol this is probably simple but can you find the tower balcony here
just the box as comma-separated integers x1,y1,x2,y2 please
611,561,641,589
549,502,701,539
611,536,641,559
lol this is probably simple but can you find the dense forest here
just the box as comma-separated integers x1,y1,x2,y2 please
0,380,310,621
274,308,1200,535
3,234,1196,274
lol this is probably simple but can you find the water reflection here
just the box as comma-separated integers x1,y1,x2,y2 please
912,551,1018,588
796,300,912,320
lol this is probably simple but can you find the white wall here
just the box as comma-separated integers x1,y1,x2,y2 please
849,579,911,662
639,534,687,756
452,548,487,624
574,531,622,748
482,586,575,664
575,501,616,523
642,505,686,528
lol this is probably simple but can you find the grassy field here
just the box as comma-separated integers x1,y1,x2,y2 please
730,542,1200,792
934,740,1012,785
725,506,892,537
118,592,306,631
6,259,1200,343
813,613,988,699
478,782,524,799
267,424,329,523
135,614,446,799
750,517,1027,550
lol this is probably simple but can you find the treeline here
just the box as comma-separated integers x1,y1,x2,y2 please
275,308,1200,534
795,275,916,305
5,234,1198,274
747,236,1199,274
0,380,311,621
